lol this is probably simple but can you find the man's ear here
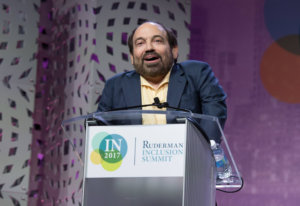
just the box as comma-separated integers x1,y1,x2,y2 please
172,46,178,60
130,55,133,64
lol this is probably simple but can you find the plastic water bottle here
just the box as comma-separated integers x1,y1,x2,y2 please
210,140,232,179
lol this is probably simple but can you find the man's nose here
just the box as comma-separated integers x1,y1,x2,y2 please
145,41,154,51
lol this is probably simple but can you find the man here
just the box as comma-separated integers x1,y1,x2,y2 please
97,21,227,141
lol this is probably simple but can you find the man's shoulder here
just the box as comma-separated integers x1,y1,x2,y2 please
178,60,210,69
107,70,138,82
176,60,211,75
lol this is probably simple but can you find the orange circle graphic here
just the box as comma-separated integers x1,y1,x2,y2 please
260,40,300,103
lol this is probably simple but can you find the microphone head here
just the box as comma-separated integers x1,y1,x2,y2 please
154,97,160,104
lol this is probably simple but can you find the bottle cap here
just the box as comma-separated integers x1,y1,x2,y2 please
210,140,217,149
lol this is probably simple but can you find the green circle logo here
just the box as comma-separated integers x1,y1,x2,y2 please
90,132,128,171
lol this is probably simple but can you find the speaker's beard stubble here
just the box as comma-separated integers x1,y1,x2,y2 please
133,53,174,80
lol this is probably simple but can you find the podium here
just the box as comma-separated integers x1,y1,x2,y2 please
62,110,242,206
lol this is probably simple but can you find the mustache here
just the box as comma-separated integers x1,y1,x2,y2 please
143,51,161,60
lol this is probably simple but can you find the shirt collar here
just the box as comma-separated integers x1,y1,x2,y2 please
140,68,172,89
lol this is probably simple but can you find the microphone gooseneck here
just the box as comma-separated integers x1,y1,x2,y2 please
108,97,190,113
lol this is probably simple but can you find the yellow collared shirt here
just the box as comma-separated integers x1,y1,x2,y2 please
140,70,171,124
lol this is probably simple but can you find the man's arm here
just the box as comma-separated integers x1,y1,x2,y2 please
198,63,227,129
180,61,227,143
97,81,114,112
199,63,227,143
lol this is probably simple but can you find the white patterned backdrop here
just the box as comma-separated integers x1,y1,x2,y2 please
0,0,191,205
0,0,40,194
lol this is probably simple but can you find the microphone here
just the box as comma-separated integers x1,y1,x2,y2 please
107,97,166,111
153,97,165,108
152,97,191,113
107,97,190,113
154,97,160,105
108,101,155,112
94,97,191,126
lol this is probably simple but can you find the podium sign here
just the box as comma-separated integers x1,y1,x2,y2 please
83,124,188,206
86,124,186,178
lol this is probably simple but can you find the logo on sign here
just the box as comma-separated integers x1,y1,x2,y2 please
90,132,128,171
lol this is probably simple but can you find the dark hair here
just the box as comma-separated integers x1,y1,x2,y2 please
127,21,178,55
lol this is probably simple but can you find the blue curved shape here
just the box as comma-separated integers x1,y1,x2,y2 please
264,0,300,40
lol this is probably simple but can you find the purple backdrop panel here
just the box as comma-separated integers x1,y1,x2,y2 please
190,0,300,205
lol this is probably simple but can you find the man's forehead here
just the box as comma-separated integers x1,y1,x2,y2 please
133,22,167,39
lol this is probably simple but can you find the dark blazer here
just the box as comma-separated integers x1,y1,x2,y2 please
97,60,227,130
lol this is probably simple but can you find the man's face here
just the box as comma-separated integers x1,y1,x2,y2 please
130,22,178,83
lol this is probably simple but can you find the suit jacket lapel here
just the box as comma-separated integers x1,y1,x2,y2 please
167,64,186,108
122,71,141,108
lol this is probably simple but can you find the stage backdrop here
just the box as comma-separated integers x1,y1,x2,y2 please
0,0,299,206
190,0,300,205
